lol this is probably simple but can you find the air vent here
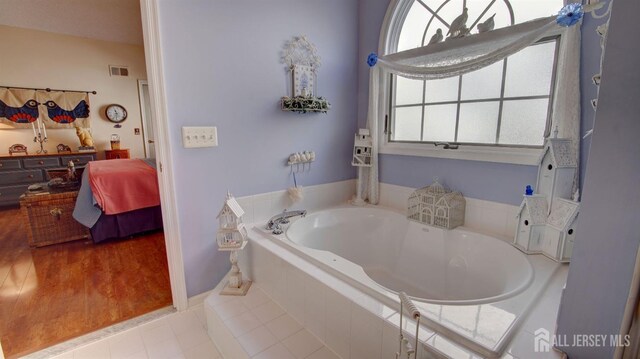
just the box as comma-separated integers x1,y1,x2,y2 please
109,65,129,77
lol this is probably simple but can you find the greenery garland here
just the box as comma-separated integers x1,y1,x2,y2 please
281,96,331,114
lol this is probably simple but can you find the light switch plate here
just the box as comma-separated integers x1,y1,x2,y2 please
182,126,218,148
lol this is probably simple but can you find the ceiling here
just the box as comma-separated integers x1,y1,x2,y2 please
0,0,143,45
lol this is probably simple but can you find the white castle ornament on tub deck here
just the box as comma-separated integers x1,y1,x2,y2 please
408,178,466,229
216,191,251,295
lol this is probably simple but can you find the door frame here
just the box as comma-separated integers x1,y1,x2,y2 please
139,0,188,311
137,79,153,158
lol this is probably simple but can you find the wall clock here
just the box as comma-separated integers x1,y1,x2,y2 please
105,104,127,123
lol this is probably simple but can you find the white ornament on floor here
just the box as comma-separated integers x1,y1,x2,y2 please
216,191,251,295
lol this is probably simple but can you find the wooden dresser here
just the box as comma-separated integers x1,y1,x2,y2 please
105,149,130,160
20,187,90,247
0,152,96,206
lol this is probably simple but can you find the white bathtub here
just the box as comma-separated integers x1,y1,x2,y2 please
253,205,561,357
286,207,533,305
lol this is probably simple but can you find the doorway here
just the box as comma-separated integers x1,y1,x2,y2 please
138,80,156,158
0,1,185,357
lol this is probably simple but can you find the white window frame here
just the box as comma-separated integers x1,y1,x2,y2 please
377,0,569,165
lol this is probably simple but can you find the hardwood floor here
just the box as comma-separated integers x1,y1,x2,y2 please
0,208,172,359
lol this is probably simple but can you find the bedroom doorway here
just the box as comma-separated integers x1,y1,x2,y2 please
138,80,156,158
0,1,184,358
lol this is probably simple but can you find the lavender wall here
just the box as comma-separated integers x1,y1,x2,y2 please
157,0,358,296
556,2,640,357
357,0,600,206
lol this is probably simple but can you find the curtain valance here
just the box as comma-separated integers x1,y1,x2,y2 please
366,3,584,80
374,16,557,80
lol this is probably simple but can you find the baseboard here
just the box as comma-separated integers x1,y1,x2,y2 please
188,289,213,308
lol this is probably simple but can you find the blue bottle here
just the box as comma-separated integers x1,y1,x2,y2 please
525,185,534,196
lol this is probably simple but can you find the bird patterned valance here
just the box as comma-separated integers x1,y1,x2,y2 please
0,88,90,129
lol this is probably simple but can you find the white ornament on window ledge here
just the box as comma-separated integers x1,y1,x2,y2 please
352,129,373,167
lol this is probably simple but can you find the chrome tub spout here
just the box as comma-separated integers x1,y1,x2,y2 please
266,209,307,234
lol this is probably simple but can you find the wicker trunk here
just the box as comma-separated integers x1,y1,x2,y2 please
20,190,90,247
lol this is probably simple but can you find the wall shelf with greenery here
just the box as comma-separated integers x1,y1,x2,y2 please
280,96,330,114
280,36,330,114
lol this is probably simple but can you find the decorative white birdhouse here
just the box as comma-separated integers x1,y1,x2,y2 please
514,195,548,253
216,192,248,249
512,132,580,262
216,192,251,296
536,137,577,212
352,129,373,167
408,179,465,229
514,195,579,262
544,198,580,262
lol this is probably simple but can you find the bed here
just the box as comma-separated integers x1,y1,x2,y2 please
72,158,163,243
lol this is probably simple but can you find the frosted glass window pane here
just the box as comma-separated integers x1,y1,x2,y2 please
395,76,424,105
396,0,562,50
465,0,514,31
425,77,459,103
398,3,429,51
461,61,503,100
393,106,422,141
513,0,564,23
505,41,556,97
423,104,457,142
499,99,548,146
457,102,500,144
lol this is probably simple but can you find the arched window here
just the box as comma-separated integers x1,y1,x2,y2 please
381,0,565,159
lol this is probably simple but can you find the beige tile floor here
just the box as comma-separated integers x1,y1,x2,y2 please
207,286,340,359
46,285,339,359
50,304,220,359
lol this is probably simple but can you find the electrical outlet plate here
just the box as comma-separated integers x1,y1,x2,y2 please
182,126,218,148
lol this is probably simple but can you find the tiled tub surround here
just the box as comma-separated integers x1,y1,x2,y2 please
212,180,568,357
234,181,521,242
378,183,521,240
244,207,563,358
233,180,357,226
217,226,569,358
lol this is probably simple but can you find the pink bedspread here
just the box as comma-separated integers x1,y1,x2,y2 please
88,159,160,215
